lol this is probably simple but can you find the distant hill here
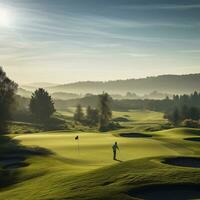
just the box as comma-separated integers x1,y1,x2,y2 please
22,82,59,91
17,88,81,100
51,92,81,100
17,88,32,98
46,74,200,95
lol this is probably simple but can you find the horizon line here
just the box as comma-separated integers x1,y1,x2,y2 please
19,72,200,86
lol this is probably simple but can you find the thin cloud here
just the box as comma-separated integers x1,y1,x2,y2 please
178,50,200,53
119,4,200,10
128,53,155,57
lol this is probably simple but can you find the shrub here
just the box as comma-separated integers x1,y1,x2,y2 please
182,119,200,128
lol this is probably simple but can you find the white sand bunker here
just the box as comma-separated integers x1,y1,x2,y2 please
162,157,200,168
128,184,200,200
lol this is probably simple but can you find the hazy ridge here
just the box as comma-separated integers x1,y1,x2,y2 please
39,74,200,95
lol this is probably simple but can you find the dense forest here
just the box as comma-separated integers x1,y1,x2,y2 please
15,91,200,112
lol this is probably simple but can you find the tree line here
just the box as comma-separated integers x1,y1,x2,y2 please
0,67,114,132
163,93,200,127
164,106,200,127
73,93,117,131
0,67,18,132
29,89,115,131
0,66,199,132
0,67,57,131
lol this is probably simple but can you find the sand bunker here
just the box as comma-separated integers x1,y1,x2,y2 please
162,157,200,168
128,184,200,200
119,133,152,138
184,137,200,142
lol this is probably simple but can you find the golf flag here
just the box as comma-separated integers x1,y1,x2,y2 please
75,135,80,155
75,135,79,140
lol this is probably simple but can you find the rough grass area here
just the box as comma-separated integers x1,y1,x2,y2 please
7,121,41,134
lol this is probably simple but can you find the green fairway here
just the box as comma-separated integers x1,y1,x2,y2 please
14,131,177,168
0,110,200,200
112,109,169,132
0,127,200,200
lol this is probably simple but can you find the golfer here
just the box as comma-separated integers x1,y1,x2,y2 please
112,142,119,160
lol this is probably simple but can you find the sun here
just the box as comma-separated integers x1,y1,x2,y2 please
0,8,12,27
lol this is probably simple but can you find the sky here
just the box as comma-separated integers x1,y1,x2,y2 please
0,0,200,84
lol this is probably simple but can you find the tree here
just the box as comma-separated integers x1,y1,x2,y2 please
86,106,92,119
171,108,180,126
0,67,18,131
173,95,179,106
189,107,200,120
179,94,190,106
98,93,112,131
86,106,99,126
74,104,84,123
191,91,199,107
180,105,189,120
29,88,55,123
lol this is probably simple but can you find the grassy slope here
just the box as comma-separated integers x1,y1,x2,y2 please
112,110,169,132
0,110,200,200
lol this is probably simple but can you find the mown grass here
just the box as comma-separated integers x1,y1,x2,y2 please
0,110,199,200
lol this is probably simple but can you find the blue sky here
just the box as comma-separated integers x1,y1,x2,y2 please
0,0,200,83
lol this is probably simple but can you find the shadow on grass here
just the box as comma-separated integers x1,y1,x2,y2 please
0,135,53,188
114,159,123,163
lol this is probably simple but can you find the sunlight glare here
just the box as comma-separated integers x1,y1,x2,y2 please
0,7,13,27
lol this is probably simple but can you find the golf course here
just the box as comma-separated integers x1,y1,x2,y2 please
1,0,200,199
0,110,200,200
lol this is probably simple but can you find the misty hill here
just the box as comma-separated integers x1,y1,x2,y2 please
47,74,200,95
22,82,58,91
51,92,81,100
17,88,81,100
17,88,32,98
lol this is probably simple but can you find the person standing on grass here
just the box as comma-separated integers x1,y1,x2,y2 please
112,142,119,160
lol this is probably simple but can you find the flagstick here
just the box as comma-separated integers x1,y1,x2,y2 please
78,139,80,155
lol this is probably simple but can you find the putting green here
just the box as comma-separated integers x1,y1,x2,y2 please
15,132,177,168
